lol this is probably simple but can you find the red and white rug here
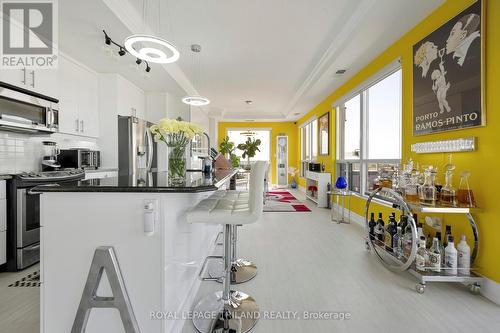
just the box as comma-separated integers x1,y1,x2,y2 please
264,190,311,212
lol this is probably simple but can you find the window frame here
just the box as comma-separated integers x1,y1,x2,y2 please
300,117,318,177
334,63,402,198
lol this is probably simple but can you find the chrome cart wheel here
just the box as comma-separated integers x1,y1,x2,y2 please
469,283,481,295
415,283,425,294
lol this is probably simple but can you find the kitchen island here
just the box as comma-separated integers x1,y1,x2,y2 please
36,169,237,333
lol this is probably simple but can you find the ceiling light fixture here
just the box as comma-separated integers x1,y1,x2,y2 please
182,44,210,106
102,30,152,74
124,35,179,64
245,100,253,105
124,0,179,64
182,96,210,106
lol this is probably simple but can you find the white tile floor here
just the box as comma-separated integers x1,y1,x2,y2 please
182,189,500,333
0,264,39,333
1,190,500,333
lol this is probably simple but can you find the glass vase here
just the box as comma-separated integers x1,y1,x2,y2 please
167,144,187,186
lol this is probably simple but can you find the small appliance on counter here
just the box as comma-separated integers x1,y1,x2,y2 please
58,148,101,170
41,141,61,171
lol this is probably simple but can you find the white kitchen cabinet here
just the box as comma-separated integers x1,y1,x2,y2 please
58,55,99,138
117,76,145,119
0,67,58,98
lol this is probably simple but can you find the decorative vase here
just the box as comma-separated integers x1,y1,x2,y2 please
167,144,187,185
335,176,348,190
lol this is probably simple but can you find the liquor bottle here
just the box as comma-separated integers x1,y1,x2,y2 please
399,215,408,235
436,231,445,265
445,236,458,275
457,171,476,207
368,212,376,241
417,223,425,242
402,222,413,260
457,235,471,276
394,226,403,259
429,237,441,273
416,236,427,272
443,225,452,248
440,170,457,207
405,172,420,203
376,213,385,244
419,166,437,206
385,214,397,252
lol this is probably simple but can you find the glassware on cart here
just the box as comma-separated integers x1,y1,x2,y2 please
457,171,476,208
440,170,457,206
405,172,420,203
419,166,437,206
378,164,395,189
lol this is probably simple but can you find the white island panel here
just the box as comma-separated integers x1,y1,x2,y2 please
40,191,217,333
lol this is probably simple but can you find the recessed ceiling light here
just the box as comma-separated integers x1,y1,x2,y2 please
335,69,347,75
182,96,210,106
245,100,253,105
124,35,180,64
294,112,301,116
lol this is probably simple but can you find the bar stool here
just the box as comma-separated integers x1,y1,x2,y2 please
187,161,268,333
209,191,257,284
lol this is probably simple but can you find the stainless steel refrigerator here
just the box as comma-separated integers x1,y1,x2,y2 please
118,115,157,176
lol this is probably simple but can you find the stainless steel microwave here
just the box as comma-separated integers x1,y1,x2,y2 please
58,149,101,170
0,81,59,134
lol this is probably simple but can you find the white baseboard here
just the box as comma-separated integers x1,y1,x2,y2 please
481,276,500,306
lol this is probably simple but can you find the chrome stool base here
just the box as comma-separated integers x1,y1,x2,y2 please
192,290,259,333
208,259,258,284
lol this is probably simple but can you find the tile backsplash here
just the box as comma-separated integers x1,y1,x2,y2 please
0,131,98,174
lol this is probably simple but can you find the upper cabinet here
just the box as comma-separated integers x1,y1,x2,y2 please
57,55,99,138
0,67,58,98
116,76,145,119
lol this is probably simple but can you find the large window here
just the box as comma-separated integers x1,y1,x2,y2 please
300,119,318,176
336,68,402,195
227,130,271,162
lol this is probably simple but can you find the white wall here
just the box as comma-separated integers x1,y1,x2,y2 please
0,131,97,173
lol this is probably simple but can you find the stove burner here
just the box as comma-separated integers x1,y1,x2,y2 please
16,169,85,182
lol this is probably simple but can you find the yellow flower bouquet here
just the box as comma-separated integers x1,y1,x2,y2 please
150,118,203,185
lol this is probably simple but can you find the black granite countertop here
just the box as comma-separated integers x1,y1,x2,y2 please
33,169,238,193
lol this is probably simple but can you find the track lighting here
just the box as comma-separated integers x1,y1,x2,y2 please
102,30,152,75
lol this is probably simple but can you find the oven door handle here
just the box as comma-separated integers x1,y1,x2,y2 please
26,243,40,251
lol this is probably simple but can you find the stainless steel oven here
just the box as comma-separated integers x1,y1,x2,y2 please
16,188,41,269
6,170,84,271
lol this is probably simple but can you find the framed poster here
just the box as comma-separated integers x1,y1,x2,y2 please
413,0,484,136
318,112,329,155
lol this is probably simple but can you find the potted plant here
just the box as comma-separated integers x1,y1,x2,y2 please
150,118,203,185
219,136,235,158
237,137,261,169
219,136,240,168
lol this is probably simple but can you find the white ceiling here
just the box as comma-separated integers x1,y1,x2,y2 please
59,0,444,121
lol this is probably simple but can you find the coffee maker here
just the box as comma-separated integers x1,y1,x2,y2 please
41,141,61,171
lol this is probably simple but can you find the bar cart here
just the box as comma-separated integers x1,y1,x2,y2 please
364,187,483,294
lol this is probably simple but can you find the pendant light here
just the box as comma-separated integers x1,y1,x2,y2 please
182,44,210,106
124,0,179,64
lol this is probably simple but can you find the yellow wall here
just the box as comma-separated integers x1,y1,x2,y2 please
218,122,298,184
295,0,500,282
